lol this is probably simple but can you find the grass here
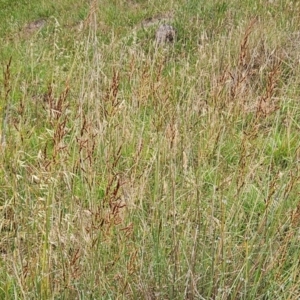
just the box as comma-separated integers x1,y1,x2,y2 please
1,0,300,299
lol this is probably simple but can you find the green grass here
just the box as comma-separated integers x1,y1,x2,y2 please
1,0,300,299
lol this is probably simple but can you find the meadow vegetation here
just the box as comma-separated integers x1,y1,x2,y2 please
1,0,300,299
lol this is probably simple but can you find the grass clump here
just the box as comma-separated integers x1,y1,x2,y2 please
1,0,300,299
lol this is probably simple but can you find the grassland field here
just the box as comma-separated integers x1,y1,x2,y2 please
1,0,300,299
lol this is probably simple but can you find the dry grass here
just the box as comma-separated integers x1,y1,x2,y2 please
1,0,300,299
